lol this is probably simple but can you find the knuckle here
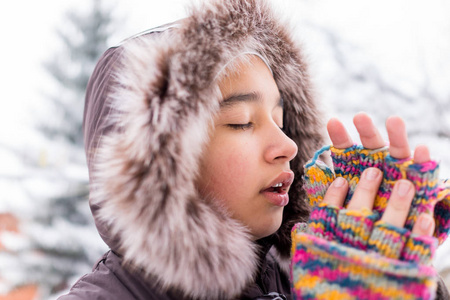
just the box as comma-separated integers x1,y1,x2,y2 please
324,185,347,205
355,180,379,194
325,188,342,199
388,198,411,213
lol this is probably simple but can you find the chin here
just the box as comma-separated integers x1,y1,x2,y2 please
251,213,283,240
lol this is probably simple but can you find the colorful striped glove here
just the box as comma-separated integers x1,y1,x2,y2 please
291,145,450,300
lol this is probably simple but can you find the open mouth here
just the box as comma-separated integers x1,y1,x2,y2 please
260,173,293,207
264,183,287,194
260,171,294,201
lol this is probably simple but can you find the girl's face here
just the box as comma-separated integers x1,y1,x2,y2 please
197,56,298,240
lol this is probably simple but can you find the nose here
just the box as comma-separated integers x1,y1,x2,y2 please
263,125,298,164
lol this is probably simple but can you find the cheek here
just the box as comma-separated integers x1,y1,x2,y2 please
216,149,253,194
200,139,258,199
224,150,252,178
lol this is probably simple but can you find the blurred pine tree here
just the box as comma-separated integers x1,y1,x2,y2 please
0,0,117,298
41,0,115,147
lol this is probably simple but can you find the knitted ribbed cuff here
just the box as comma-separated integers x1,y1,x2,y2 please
291,230,438,300
306,203,437,264
401,233,437,265
308,203,339,241
335,208,379,250
367,221,409,259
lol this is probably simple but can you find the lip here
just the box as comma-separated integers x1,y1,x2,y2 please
260,171,295,207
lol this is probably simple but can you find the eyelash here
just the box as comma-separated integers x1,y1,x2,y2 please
227,123,254,130
226,123,285,131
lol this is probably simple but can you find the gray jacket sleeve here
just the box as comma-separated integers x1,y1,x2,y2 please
437,276,450,300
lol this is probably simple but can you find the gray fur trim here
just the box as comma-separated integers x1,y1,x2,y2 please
91,0,324,298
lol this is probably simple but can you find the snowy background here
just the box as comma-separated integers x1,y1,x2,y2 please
1,0,449,298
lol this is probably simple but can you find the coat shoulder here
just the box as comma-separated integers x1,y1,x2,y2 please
58,252,132,300
437,276,450,300
58,251,173,300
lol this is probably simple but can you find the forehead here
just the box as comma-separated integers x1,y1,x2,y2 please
218,55,280,106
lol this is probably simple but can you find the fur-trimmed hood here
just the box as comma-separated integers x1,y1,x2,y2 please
83,0,324,298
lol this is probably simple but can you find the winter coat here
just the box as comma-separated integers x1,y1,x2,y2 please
59,0,324,299
58,0,450,299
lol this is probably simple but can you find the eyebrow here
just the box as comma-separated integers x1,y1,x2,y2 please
220,91,283,109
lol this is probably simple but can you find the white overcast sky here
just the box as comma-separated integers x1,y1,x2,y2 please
1,0,449,147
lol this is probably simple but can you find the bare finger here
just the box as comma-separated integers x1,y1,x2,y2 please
386,116,411,159
347,168,382,210
380,179,414,228
327,118,353,149
353,112,385,149
322,177,348,207
411,213,435,236
413,144,431,164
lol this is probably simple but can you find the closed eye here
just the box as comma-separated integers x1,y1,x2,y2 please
226,123,253,130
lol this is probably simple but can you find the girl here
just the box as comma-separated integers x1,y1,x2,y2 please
60,0,449,299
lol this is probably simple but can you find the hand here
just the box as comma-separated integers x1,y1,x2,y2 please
323,112,435,236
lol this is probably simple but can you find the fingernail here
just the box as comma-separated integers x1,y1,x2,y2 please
397,181,412,197
364,168,380,181
333,177,346,188
419,214,433,234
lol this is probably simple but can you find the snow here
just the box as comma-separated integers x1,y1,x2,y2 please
1,0,450,297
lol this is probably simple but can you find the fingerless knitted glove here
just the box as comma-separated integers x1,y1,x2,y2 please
291,145,450,300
